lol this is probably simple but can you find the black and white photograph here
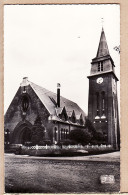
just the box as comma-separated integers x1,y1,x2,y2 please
4,4,120,193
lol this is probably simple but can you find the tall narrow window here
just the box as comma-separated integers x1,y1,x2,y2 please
66,130,68,139
98,61,103,71
101,61,103,71
96,92,99,116
115,97,117,118
98,62,100,71
101,91,105,115
64,129,66,139
61,128,63,140
54,127,57,141
113,93,116,119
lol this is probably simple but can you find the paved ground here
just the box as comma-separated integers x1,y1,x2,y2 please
4,152,120,193
21,151,120,162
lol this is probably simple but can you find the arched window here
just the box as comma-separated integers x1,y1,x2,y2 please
22,96,29,112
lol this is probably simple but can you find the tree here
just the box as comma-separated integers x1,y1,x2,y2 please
31,115,45,145
31,126,45,145
85,118,96,134
69,129,92,145
84,118,106,144
94,131,106,143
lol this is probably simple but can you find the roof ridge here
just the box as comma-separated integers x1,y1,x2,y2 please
29,81,52,114
29,81,79,105
29,81,56,95
29,81,86,117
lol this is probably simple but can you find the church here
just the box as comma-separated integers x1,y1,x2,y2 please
4,78,86,146
4,27,120,149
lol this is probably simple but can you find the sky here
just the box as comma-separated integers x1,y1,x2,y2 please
4,4,120,114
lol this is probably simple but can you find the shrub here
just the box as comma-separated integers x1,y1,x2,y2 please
85,118,96,134
39,140,52,146
59,139,77,146
24,141,33,146
83,145,114,154
69,129,92,145
92,131,106,144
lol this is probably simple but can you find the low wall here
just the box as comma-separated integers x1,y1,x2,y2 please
9,144,115,156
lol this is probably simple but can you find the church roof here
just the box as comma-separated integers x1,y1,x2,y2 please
96,27,110,58
29,81,86,122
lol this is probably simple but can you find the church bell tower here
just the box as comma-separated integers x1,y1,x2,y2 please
87,28,120,149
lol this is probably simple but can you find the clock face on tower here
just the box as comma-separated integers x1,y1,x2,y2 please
96,77,103,84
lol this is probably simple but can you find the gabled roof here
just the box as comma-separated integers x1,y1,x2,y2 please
96,27,110,58
29,81,86,121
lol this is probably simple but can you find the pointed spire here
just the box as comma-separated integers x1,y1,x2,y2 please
96,28,110,58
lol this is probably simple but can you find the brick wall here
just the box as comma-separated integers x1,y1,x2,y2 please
88,72,119,148
4,84,50,143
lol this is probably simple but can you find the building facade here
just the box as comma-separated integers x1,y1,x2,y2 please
4,78,86,146
87,28,120,149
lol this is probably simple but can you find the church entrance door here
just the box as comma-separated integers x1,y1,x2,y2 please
19,127,31,145
12,121,32,145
